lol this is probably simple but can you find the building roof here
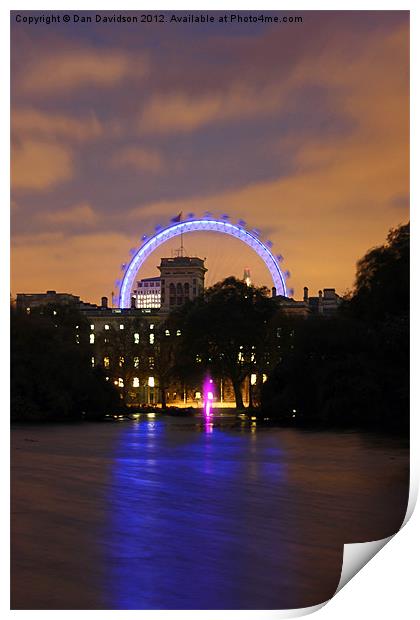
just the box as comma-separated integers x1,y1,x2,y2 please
138,276,161,283
160,256,205,266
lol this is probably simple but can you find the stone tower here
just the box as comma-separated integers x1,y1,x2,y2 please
159,256,207,313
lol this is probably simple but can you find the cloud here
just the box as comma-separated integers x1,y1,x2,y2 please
110,146,163,173
128,26,409,297
138,85,287,134
42,203,99,226
12,108,103,142
10,18,408,300
138,24,408,142
11,231,134,303
20,49,147,94
11,140,73,190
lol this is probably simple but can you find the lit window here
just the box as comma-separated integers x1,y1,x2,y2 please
118,378,124,387
149,333,155,344
26,307,31,314
119,356,124,367
76,334,80,344
176,329,181,336
165,329,170,336
148,376,155,388
90,334,95,344
104,356,110,369
134,333,140,344
91,357,95,368
90,324,95,330
120,324,124,330
104,324,110,330
134,356,140,369
149,356,154,369
133,377,140,388
150,324,154,330
53,310,57,316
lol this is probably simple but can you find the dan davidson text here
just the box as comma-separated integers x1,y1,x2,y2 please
14,14,149,24
14,13,303,26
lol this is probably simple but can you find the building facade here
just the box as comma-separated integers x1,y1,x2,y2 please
159,256,207,313
305,287,342,317
16,290,81,312
15,279,341,407
132,277,161,309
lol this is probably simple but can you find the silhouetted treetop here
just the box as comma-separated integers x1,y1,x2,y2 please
344,222,409,322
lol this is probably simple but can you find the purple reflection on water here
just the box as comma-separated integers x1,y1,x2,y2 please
103,418,293,609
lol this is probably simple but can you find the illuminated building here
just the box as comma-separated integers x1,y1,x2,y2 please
132,277,161,309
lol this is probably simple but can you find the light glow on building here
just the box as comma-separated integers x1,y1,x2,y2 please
133,277,161,309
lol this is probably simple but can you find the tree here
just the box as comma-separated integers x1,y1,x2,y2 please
174,277,277,409
343,222,409,323
11,304,119,421
152,316,183,410
262,223,409,432
262,314,408,430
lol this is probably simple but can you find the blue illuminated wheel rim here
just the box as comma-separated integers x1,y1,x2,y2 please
118,218,288,308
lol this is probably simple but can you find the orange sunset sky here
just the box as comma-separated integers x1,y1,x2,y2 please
11,10,409,304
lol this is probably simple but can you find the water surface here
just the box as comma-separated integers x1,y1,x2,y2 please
11,416,409,609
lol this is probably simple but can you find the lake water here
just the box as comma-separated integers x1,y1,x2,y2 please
11,415,409,610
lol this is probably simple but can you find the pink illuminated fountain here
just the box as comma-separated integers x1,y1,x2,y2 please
203,377,214,418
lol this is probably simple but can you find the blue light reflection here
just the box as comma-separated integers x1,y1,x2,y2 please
101,418,290,609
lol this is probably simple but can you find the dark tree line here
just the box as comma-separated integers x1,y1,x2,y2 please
11,305,120,422
261,223,409,431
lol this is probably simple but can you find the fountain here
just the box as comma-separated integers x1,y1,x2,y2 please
203,377,214,418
